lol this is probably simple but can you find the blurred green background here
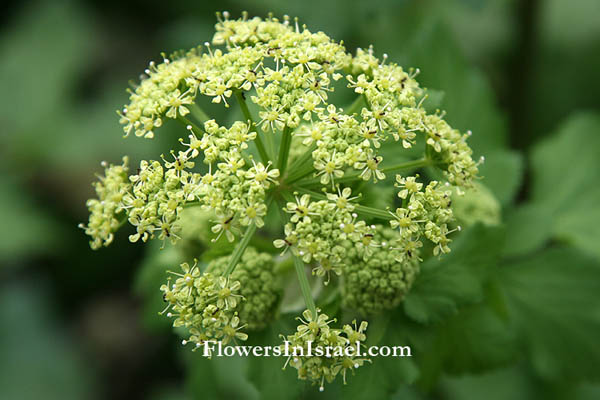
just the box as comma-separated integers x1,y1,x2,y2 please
1,0,600,399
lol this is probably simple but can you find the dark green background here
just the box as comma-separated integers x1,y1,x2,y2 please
1,0,600,399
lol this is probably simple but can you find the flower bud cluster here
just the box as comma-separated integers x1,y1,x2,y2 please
348,47,480,187
122,158,188,244
390,177,457,259
83,117,278,247
160,260,248,348
80,157,131,249
206,247,281,330
450,182,501,227
342,225,420,315
181,119,279,238
118,49,202,139
275,191,374,284
282,309,370,390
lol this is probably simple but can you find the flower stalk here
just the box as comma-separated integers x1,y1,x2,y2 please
277,126,293,177
293,254,317,317
224,222,258,276
235,91,270,164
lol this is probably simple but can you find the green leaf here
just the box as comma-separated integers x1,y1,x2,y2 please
400,21,508,157
245,320,304,400
134,242,188,332
0,177,62,262
0,281,95,400
0,2,91,137
441,366,537,400
403,224,504,324
497,247,600,381
530,113,600,260
437,303,516,375
340,355,418,400
502,204,553,258
478,149,523,206
184,351,259,400
524,0,600,145
401,299,516,389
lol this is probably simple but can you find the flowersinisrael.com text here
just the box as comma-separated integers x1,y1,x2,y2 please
198,340,412,358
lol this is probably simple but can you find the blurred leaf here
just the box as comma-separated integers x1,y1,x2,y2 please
497,247,600,381
134,242,187,332
0,0,169,178
400,21,508,157
340,355,418,400
478,149,523,206
524,0,600,142
404,224,504,324
0,280,95,400
441,365,537,400
0,1,91,137
575,383,600,400
390,385,424,400
0,177,62,261
245,320,302,400
530,113,600,259
147,386,191,400
437,303,516,374
409,302,516,388
502,204,553,258
185,351,259,400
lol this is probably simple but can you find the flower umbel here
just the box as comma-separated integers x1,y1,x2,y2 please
81,12,484,391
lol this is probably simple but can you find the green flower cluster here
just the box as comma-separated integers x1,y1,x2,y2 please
160,260,248,348
118,49,201,139
206,247,281,330
282,309,370,391
391,177,457,259
80,119,277,248
123,158,188,244
79,157,130,250
342,225,420,315
451,182,501,227
82,12,484,390
275,191,374,284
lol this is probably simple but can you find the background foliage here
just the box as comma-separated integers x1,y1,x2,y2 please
1,0,599,399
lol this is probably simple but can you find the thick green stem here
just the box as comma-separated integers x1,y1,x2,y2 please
189,102,210,125
292,186,393,221
345,95,366,116
277,126,293,176
224,223,258,276
264,129,276,162
235,91,270,164
285,143,317,184
293,254,317,317
176,115,202,133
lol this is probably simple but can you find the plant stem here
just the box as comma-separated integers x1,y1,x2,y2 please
277,126,293,176
285,143,317,183
293,254,317,317
292,186,393,221
189,102,210,124
235,91,270,164
224,223,257,276
176,115,202,133
345,95,365,115
264,129,275,162
274,197,317,316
